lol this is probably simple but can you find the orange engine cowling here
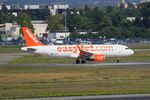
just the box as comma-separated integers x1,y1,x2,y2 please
93,54,105,62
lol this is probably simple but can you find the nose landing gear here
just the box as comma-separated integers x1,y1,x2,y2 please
117,57,120,63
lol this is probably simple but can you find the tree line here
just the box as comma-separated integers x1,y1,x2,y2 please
0,2,150,40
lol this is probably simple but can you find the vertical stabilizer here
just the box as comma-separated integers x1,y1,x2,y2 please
22,27,44,46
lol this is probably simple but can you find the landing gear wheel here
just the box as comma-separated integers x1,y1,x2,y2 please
76,59,80,64
117,57,120,63
81,59,86,64
117,60,120,63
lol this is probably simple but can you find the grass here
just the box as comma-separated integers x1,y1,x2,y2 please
0,45,22,53
0,65,150,99
127,44,150,49
10,54,76,64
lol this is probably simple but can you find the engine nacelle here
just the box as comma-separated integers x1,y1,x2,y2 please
93,54,105,62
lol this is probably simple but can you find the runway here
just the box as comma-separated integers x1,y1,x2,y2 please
15,94,150,100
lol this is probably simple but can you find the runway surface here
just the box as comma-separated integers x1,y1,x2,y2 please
16,94,150,100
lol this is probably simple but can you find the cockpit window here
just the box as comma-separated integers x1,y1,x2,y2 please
125,48,129,50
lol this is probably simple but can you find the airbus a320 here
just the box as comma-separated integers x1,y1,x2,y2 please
21,27,134,64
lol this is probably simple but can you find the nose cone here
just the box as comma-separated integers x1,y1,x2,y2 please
130,50,134,55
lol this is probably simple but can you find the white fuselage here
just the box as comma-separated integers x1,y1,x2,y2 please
21,44,134,58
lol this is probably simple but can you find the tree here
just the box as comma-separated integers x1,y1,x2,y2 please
92,7,105,31
69,32,80,39
106,6,113,15
16,12,34,32
100,26,119,38
84,5,92,18
0,34,2,41
80,16,93,31
0,5,15,24
111,7,125,26
26,9,50,20
100,15,112,28
140,2,150,28
47,14,64,31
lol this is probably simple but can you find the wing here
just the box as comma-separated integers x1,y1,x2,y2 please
77,45,93,59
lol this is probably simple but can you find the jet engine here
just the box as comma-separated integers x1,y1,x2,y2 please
93,54,105,62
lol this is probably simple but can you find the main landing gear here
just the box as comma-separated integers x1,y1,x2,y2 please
76,59,86,64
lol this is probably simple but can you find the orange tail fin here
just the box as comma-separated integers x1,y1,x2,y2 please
22,27,44,47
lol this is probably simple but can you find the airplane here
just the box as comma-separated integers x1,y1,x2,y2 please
21,27,134,64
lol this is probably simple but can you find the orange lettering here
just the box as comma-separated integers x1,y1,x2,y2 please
73,46,78,53
85,46,89,51
105,46,113,51
68,46,73,52
101,46,106,51
90,45,95,51
57,47,62,52
96,46,101,52
63,47,68,52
